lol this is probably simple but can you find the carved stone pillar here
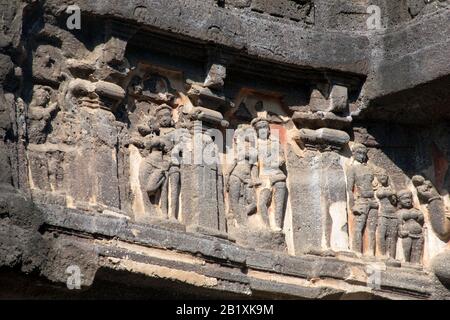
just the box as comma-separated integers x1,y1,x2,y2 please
287,148,349,255
289,83,352,255
181,120,228,238
29,77,127,211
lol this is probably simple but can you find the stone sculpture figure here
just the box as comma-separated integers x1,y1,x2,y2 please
412,175,450,242
397,190,424,264
251,117,287,231
346,143,379,255
412,175,450,283
28,86,59,144
225,127,258,227
375,173,399,259
138,104,181,219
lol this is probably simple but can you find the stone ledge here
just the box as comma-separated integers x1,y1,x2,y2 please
366,8,450,101
39,204,447,299
41,0,450,122
44,0,370,76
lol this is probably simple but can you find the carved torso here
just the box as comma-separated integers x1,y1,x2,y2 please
399,208,424,237
256,138,286,186
376,186,397,218
352,164,375,199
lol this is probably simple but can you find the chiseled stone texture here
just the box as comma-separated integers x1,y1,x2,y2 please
0,0,450,300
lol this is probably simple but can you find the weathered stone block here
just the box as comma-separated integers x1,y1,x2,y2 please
287,149,349,255
297,128,350,151
329,85,348,114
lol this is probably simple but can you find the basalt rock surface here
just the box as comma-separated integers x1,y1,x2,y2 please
0,0,449,299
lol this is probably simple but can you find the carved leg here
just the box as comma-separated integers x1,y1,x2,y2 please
377,217,387,256
244,183,257,217
141,165,166,215
402,237,412,262
367,208,378,256
48,155,59,189
159,173,169,218
258,188,271,228
352,213,367,254
273,181,287,231
168,167,180,220
411,236,424,264
228,175,244,226
144,169,165,195
387,218,399,259
428,199,450,242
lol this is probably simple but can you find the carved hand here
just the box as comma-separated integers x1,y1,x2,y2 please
399,228,409,238
250,179,263,187
416,183,440,203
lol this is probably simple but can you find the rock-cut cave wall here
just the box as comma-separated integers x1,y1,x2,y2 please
0,0,449,299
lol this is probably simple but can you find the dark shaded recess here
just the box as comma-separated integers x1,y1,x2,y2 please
117,20,365,93
52,11,106,53
122,23,365,126
234,102,253,122
354,73,450,190
0,267,358,300
0,267,248,300
359,75,450,125
353,120,450,194
125,30,207,85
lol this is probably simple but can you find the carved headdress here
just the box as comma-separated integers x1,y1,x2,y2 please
251,117,270,128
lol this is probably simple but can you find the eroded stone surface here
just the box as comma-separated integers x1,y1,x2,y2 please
0,0,449,300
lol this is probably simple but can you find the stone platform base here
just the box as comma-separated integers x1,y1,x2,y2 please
230,227,287,252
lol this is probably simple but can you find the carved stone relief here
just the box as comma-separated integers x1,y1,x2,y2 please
226,126,258,228
2,0,450,300
21,45,440,269
14,20,446,275
251,117,287,233
397,190,425,264
346,144,379,256
412,175,450,283
375,173,399,260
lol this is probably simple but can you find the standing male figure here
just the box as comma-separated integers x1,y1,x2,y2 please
346,143,378,255
251,117,287,232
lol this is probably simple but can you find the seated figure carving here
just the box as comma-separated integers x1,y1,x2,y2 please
28,86,59,144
